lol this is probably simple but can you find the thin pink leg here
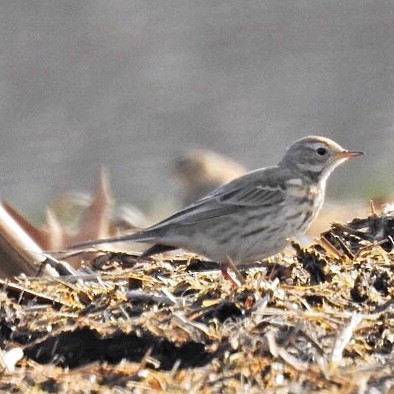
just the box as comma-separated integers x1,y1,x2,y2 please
220,256,245,286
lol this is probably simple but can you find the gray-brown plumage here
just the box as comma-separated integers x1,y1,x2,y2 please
72,136,363,283
172,149,246,206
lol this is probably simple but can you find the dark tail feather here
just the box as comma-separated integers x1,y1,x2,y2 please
140,244,177,258
69,231,152,250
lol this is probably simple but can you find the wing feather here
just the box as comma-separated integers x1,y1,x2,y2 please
146,167,291,230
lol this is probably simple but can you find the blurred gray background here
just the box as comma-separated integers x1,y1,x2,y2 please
1,1,393,215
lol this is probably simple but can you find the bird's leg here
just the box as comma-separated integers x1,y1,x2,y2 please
220,256,245,286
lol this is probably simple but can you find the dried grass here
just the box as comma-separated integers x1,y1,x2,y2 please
0,208,393,393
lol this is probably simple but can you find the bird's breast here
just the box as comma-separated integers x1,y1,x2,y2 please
284,182,324,233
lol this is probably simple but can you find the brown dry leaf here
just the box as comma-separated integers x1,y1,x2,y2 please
0,203,46,277
2,169,117,252
2,200,51,248
0,169,125,274
67,168,112,245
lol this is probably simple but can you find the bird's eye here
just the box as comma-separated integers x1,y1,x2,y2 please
317,147,327,156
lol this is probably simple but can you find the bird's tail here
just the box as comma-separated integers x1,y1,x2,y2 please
69,231,152,250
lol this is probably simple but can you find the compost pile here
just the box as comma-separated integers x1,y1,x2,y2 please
0,208,393,393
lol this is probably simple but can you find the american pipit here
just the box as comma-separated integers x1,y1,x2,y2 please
173,149,246,206
72,136,363,284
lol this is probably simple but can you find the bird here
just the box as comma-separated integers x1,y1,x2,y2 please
172,149,246,206
71,136,364,285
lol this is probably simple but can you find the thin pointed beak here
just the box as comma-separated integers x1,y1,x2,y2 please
335,150,365,159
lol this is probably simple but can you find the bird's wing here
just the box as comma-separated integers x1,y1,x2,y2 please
146,168,290,228
216,183,285,207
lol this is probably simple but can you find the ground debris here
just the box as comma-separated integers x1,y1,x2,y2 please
0,209,394,393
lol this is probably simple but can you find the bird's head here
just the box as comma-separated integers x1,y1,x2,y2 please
279,135,364,183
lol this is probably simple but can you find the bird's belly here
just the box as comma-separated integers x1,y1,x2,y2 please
200,215,293,263
231,200,319,263
160,192,321,264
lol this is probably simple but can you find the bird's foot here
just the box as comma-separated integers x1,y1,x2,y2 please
221,257,245,287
